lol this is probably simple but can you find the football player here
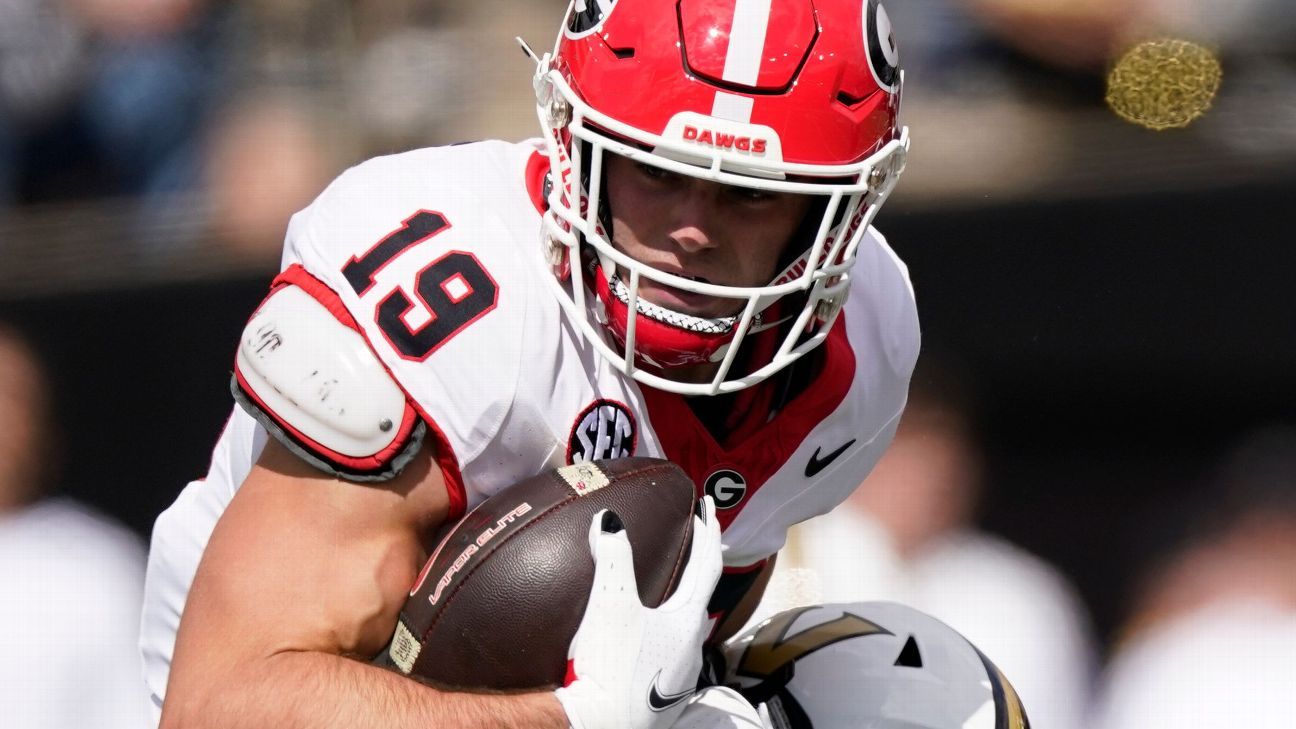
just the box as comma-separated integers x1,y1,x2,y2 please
141,0,918,727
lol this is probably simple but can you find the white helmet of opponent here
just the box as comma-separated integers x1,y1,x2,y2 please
722,602,1030,729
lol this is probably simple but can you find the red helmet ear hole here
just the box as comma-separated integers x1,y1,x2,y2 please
609,46,635,59
835,90,885,110
836,91,864,107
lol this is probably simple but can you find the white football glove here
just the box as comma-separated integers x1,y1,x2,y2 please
671,686,767,729
555,497,724,729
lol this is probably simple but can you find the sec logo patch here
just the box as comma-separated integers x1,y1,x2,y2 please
567,399,637,463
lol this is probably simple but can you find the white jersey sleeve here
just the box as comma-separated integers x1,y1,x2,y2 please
271,140,554,516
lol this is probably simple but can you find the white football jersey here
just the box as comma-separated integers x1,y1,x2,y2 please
140,139,920,712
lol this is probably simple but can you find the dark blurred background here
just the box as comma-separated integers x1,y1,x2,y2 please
2,0,1294,726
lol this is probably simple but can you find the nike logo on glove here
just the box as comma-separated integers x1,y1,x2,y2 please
805,439,857,478
647,671,694,712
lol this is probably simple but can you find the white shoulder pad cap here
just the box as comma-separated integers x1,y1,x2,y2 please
234,285,423,480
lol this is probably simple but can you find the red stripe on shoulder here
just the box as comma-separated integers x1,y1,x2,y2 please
271,263,364,332
419,404,467,523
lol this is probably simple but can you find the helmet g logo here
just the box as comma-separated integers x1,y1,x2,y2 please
566,0,618,38
863,0,900,92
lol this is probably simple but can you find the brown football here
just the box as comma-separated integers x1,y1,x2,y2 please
377,457,697,691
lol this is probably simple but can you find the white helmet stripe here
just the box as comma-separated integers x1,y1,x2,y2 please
721,0,772,85
712,0,772,122
711,91,754,123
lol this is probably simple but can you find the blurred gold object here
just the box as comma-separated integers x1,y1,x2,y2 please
1106,39,1222,130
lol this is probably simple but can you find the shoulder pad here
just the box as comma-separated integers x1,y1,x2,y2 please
233,276,425,482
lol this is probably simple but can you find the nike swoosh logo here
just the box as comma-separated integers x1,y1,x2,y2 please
647,671,694,712
805,439,857,478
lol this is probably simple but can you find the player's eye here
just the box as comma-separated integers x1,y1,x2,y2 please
727,186,778,204
636,162,680,184
741,189,775,202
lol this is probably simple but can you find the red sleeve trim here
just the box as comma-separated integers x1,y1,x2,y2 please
271,263,364,331
409,399,467,522
233,365,422,473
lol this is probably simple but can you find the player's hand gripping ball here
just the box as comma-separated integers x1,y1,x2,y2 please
377,457,698,690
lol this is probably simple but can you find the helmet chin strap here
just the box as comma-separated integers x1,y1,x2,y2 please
595,243,809,330
595,259,800,367
606,274,738,334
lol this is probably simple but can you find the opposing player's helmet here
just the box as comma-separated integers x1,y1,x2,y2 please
531,0,909,395
723,602,1030,729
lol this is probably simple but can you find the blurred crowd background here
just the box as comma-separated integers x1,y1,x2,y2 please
1,0,1294,726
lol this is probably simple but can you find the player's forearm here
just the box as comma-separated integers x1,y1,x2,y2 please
161,649,569,729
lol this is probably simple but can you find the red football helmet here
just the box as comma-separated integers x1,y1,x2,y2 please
532,0,909,395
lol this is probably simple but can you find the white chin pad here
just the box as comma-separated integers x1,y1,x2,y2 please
236,285,411,459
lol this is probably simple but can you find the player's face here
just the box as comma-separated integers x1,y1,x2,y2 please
603,154,812,318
